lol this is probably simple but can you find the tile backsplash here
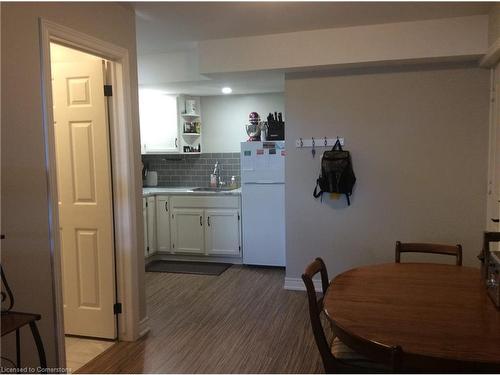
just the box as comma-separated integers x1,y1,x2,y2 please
142,153,241,187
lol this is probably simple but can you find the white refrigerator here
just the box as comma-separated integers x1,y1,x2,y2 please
240,141,285,267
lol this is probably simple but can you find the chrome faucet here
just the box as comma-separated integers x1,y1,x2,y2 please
213,161,220,186
213,161,224,187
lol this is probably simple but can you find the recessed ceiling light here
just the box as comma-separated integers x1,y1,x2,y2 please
222,87,232,94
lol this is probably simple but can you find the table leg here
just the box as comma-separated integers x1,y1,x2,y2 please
15,328,20,369
28,321,46,371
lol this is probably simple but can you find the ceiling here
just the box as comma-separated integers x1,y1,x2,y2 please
134,2,491,96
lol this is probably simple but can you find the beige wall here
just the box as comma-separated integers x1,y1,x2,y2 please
284,66,489,281
489,3,500,46
1,2,145,367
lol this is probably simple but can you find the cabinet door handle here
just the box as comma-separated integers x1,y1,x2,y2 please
175,138,178,148
200,215,203,226
165,201,168,212
207,216,211,226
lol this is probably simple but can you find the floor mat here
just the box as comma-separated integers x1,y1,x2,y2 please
145,260,232,276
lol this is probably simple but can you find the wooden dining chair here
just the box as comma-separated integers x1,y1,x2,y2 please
302,258,403,373
395,241,463,266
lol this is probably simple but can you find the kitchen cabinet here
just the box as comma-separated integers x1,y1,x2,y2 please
146,196,157,256
155,195,171,252
171,208,205,254
205,209,240,256
139,91,179,154
170,195,241,257
143,198,148,257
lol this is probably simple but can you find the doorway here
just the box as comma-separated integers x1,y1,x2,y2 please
488,62,500,239
50,42,117,371
40,19,144,369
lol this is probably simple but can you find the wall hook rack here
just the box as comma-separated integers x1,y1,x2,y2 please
295,137,345,148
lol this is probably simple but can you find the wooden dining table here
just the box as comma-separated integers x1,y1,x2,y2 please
323,263,500,372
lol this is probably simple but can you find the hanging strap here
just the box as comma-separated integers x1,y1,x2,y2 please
332,139,343,151
313,179,323,199
345,193,351,206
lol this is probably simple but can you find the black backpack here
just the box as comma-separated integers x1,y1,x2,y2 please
313,139,356,205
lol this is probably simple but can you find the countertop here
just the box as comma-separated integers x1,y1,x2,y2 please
143,187,241,196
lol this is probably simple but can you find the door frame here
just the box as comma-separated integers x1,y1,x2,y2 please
39,19,143,367
481,38,500,230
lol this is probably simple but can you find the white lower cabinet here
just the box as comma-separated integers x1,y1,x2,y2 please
143,198,148,257
144,194,241,258
156,195,171,252
170,195,241,257
205,209,240,256
146,196,157,256
171,208,205,254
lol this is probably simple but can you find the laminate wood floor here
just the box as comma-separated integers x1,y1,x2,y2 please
77,265,323,373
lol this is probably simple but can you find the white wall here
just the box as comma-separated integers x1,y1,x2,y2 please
1,2,144,367
138,47,204,85
284,66,489,282
199,16,488,74
200,93,284,153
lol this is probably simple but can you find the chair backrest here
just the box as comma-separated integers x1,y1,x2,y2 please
301,258,334,372
395,241,462,266
302,257,403,373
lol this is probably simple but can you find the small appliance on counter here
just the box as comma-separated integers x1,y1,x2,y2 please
241,141,285,266
145,170,158,187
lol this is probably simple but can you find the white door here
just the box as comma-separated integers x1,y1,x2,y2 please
143,198,149,257
171,208,204,254
52,46,116,339
146,196,157,255
205,209,240,256
487,64,500,234
156,196,171,252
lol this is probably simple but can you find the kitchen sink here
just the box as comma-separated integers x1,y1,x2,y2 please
191,187,238,192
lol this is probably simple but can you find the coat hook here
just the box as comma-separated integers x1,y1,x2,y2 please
311,137,316,158
299,138,303,147
324,137,327,146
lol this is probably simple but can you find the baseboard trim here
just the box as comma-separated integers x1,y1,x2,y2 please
284,277,322,291
151,252,243,265
138,316,150,338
